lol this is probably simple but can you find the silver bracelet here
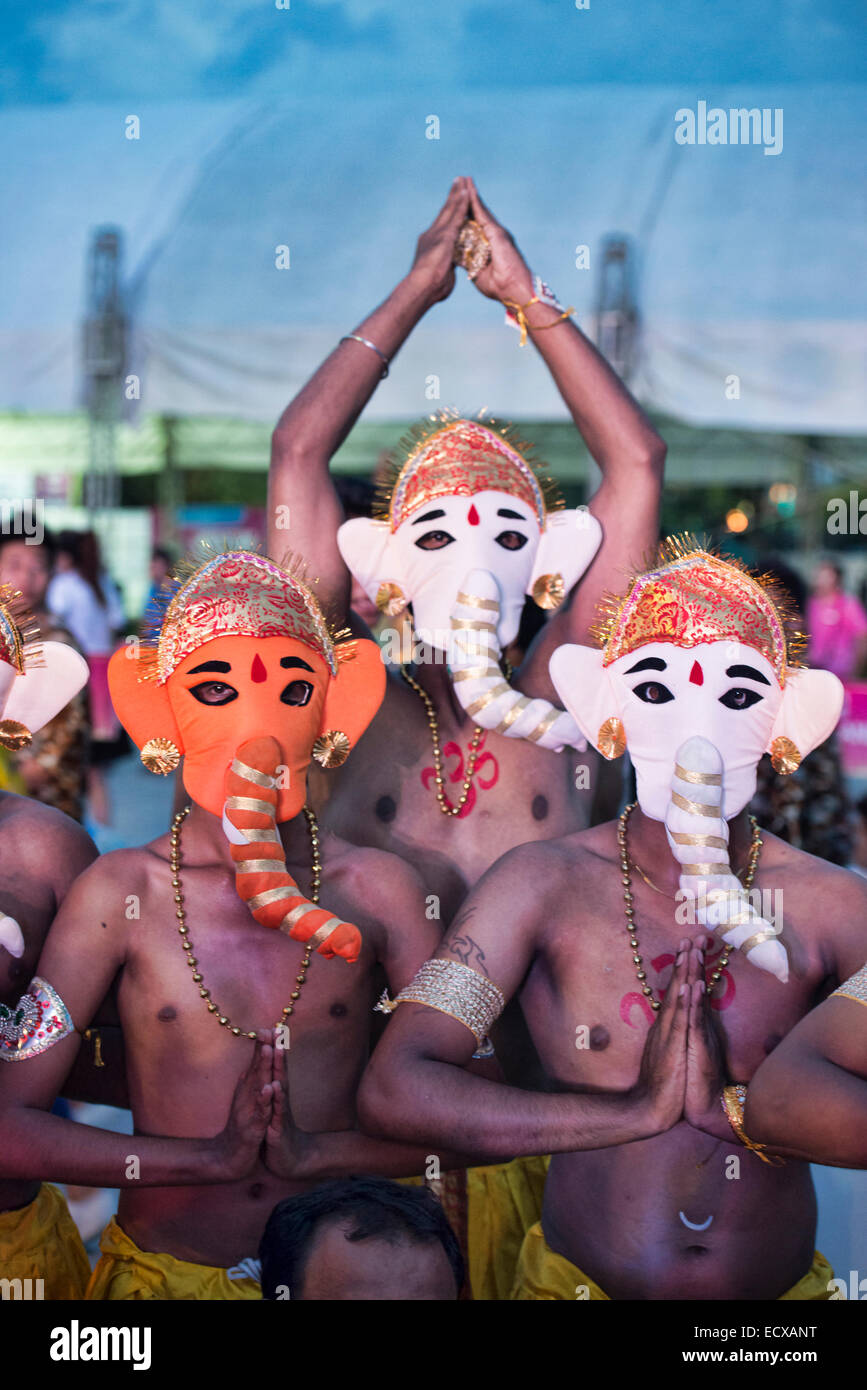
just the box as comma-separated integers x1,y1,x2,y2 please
339,334,389,379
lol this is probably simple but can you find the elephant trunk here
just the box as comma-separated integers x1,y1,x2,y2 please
223,736,362,964
664,735,788,984
449,569,586,752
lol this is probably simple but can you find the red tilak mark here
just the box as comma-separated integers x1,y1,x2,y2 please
251,654,267,683
467,503,480,526
689,660,704,685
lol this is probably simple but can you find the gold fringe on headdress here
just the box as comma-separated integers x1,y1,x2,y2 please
590,533,806,685
0,584,43,674
374,408,563,532
136,542,354,684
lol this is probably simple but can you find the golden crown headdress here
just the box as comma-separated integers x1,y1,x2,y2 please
592,535,806,686
376,409,563,533
139,548,352,684
0,584,42,675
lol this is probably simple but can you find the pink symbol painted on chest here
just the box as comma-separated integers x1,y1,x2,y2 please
420,731,500,817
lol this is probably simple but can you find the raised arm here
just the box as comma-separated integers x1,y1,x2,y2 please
267,178,471,613
0,857,271,1188
462,180,665,697
358,844,690,1157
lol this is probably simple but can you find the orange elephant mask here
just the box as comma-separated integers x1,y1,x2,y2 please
108,551,385,961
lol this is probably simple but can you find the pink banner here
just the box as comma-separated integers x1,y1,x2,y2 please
839,682,867,778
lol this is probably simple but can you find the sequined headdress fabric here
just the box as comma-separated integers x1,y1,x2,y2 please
0,584,41,674
594,537,803,685
379,412,562,533
141,550,343,682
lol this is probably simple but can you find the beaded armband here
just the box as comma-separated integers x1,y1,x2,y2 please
0,977,74,1061
394,959,505,1046
831,961,867,1009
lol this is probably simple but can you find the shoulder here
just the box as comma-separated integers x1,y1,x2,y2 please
0,793,96,867
325,832,426,910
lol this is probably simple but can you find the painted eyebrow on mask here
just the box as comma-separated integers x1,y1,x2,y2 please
412,508,447,525
625,657,667,674
725,664,771,685
497,508,527,520
187,660,231,674
280,656,315,672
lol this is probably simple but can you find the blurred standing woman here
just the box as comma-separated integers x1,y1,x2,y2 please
47,531,125,824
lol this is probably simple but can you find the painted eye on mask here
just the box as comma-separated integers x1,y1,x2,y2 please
280,679,314,707
632,681,674,705
189,681,238,706
495,530,529,551
414,530,455,551
719,687,763,711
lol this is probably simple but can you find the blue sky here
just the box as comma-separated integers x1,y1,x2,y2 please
2,0,865,105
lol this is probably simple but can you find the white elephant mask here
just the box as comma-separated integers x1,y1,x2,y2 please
338,414,601,654
0,584,89,957
549,541,844,983
549,543,843,822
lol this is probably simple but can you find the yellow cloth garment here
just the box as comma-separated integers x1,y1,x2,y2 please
511,1222,835,1301
86,1218,261,1301
0,1183,90,1300
401,1154,549,1301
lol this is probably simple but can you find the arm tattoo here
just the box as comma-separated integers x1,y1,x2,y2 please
449,933,489,977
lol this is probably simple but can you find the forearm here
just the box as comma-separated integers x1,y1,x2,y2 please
272,271,436,464
359,1053,661,1157
299,1128,498,1182
524,299,665,476
745,1060,867,1169
0,1109,224,1187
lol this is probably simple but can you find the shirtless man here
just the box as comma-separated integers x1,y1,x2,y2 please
268,176,665,919
746,960,867,1169
0,582,97,1297
360,542,867,1299
0,551,501,1300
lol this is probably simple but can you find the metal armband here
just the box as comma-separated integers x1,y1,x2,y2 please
0,977,75,1061
394,959,505,1047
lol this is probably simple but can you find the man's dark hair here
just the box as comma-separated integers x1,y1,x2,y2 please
259,1175,464,1299
152,546,174,567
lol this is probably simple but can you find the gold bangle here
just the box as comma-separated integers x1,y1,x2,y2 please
502,296,574,346
720,1084,785,1166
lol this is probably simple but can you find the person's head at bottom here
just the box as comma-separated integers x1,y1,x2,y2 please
259,1176,463,1300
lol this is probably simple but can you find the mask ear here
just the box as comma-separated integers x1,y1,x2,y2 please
3,642,89,732
337,518,400,606
529,509,603,597
769,667,844,760
107,648,183,753
549,644,619,750
319,638,385,749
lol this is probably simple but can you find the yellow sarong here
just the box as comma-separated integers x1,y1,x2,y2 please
511,1222,835,1301
86,1218,261,1301
402,1155,549,1301
0,1183,90,1300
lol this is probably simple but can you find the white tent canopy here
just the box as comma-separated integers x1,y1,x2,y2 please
2,85,865,432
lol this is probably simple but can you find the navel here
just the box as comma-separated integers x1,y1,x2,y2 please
375,795,397,823
531,794,548,822
156,1005,177,1023
248,1182,264,1200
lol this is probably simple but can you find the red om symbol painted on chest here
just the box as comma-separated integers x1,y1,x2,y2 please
619,943,735,1029
420,730,500,818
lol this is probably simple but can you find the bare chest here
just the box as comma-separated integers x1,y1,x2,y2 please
523,877,822,1090
318,698,596,915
